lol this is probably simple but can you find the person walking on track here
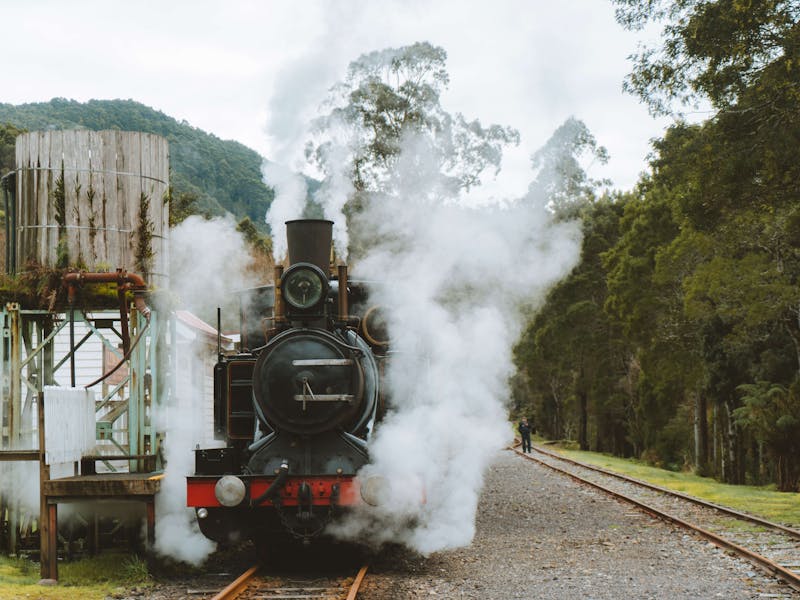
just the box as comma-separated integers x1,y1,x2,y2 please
518,417,533,454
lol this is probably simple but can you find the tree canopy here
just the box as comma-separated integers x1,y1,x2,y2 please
613,0,800,115
306,41,519,256
526,116,610,216
513,2,800,490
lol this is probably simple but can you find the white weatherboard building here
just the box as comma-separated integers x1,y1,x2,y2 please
46,310,231,455
172,310,233,448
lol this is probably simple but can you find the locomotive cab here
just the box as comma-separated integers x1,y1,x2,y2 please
187,219,387,545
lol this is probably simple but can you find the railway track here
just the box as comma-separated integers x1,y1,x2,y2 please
209,563,369,600
518,443,800,593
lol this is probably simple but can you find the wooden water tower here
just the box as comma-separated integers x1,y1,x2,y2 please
9,130,169,286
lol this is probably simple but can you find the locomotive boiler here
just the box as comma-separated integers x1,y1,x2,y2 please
186,219,389,546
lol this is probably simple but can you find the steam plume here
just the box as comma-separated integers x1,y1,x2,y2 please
261,28,581,552
325,138,582,553
263,162,308,262
154,215,253,564
312,119,355,259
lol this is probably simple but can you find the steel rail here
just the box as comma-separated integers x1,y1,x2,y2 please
531,443,800,539
516,447,800,593
210,564,259,600
346,564,369,600
212,562,368,600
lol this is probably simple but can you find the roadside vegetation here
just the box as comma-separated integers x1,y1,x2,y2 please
0,552,151,600
543,441,800,527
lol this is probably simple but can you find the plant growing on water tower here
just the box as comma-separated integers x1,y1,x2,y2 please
53,164,68,269
86,184,97,262
135,192,154,276
72,175,86,266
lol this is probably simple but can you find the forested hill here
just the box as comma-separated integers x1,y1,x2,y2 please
0,98,274,230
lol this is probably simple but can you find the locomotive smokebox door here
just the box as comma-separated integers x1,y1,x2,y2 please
252,329,362,435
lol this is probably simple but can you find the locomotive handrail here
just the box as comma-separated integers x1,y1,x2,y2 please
292,359,354,366
296,378,354,410
293,394,355,402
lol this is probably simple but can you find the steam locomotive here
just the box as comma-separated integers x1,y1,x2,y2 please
186,219,390,546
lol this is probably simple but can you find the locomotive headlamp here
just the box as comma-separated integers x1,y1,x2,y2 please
360,475,391,507
215,475,246,507
281,263,328,311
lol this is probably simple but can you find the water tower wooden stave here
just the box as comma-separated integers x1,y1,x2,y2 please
11,130,169,287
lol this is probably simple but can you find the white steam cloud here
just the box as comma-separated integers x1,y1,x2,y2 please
263,162,308,262
312,119,355,260
152,407,216,565
324,141,581,553
263,1,368,169
264,116,355,261
168,215,253,313
154,215,253,565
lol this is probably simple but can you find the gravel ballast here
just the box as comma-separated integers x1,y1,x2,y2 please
117,449,798,599
361,450,798,599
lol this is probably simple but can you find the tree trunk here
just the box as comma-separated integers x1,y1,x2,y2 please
719,402,731,483
723,398,743,484
776,453,800,492
693,390,709,475
578,389,588,451
623,353,642,457
784,311,800,374
550,376,562,439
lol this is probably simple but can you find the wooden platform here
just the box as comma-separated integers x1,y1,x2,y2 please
42,472,162,500
40,471,163,581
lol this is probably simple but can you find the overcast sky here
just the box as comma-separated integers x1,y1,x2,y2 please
2,0,675,199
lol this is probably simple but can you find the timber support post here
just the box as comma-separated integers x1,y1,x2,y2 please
37,391,56,582
146,499,156,548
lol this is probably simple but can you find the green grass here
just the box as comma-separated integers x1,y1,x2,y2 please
0,552,151,600
545,445,800,526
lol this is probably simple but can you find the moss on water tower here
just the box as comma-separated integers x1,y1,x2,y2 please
10,130,170,290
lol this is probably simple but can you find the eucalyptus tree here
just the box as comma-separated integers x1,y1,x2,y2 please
612,0,800,116
602,186,703,468
653,114,800,481
306,41,519,257
517,197,626,451
525,116,609,217
607,0,800,486
514,117,622,451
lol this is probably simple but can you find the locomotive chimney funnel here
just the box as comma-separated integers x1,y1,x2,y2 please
285,219,333,274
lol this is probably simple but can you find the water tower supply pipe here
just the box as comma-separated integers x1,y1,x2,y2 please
63,270,151,320
62,270,152,389
63,269,151,361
